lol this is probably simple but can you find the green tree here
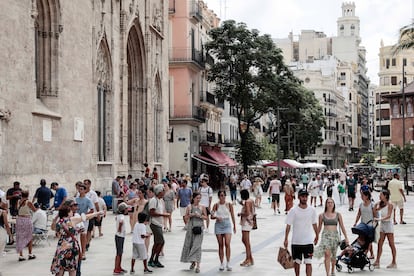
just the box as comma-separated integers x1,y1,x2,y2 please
361,153,375,166
393,23,414,52
272,87,325,158
259,137,277,161
236,130,262,172
387,145,414,194
206,20,298,172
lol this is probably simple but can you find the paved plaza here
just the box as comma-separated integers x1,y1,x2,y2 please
1,189,414,276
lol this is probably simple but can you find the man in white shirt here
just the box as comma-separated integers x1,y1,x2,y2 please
148,184,169,268
199,176,213,232
269,175,282,214
388,173,407,224
32,203,47,234
84,179,100,251
240,175,252,191
284,189,318,276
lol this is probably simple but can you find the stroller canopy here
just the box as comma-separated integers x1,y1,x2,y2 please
351,222,375,244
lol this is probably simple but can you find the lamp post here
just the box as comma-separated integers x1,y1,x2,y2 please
379,93,382,164
288,123,297,158
401,62,409,195
277,107,288,178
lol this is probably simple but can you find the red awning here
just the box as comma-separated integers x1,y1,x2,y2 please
263,160,296,168
192,154,220,167
204,148,238,167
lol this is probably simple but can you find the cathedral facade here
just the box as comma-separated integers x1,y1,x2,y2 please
0,0,169,192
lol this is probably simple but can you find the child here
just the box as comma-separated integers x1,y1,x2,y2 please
338,235,366,263
114,202,128,275
338,180,346,205
130,213,152,274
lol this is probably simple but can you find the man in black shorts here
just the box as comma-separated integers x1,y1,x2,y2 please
284,189,318,276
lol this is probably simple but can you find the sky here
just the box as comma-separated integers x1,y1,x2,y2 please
204,0,414,85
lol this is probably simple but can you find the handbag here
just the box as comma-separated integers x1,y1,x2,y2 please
277,247,294,269
192,226,202,235
339,239,347,250
252,214,258,230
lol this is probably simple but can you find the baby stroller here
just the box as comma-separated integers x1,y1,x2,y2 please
336,222,376,273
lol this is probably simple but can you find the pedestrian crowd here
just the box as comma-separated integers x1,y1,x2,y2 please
0,168,409,276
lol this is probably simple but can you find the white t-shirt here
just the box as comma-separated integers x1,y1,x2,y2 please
199,186,213,207
285,205,317,245
32,209,47,230
269,179,281,194
149,197,165,227
97,197,106,212
86,190,99,210
240,179,252,190
132,222,146,244
388,178,404,202
115,214,126,238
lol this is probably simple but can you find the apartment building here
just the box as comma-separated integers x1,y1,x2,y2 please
169,0,236,179
376,41,414,150
274,2,370,167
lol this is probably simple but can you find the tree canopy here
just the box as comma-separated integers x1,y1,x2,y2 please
205,20,324,170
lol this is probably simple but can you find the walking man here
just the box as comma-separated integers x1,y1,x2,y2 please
388,173,407,224
269,175,282,214
284,189,318,276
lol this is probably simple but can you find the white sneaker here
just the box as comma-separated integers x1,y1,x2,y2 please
219,263,225,271
226,264,232,271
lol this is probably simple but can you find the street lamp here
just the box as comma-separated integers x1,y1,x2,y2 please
276,107,288,178
288,123,297,158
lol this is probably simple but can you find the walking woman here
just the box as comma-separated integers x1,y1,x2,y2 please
284,179,295,214
211,190,236,271
180,192,206,273
51,204,102,275
315,198,349,276
238,189,255,267
373,189,397,269
163,182,175,232
252,178,263,208
16,190,36,261
353,190,375,259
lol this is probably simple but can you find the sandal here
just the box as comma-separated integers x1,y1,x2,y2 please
28,254,36,260
386,264,397,269
189,262,195,270
373,263,380,269
7,240,14,246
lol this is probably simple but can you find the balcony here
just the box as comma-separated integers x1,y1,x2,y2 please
326,98,337,104
190,0,203,23
169,47,205,69
200,131,224,144
326,112,337,117
169,0,175,14
170,105,206,126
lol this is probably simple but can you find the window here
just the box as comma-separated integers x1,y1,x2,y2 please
392,58,396,66
391,76,397,85
323,149,327,154
403,58,407,66
35,0,61,98
340,72,346,80
386,59,390,69
349,93,352,101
